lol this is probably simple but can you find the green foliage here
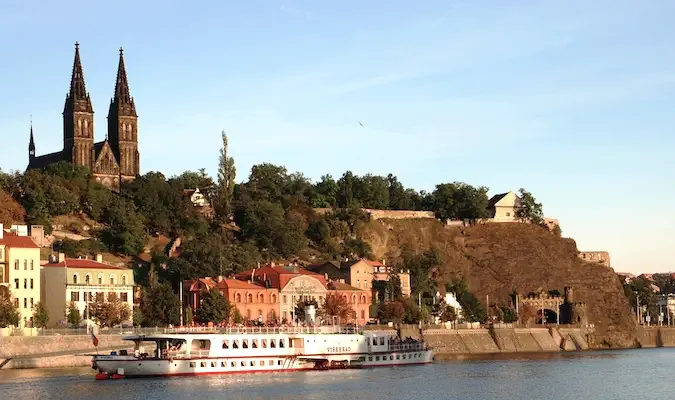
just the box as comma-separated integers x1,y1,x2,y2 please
445,279,487,323
431,182,490,222
52,238,105,258
99,195,147,255
216,131,236,221
238,200,306,258
440,305,457,322
185,306,194,326
195,288,232,324
32,301,50,328
140,283,181,327
376,301,405,324
89,293,132,328
66,301,82,327
232,307,243,324
0,290,20,328
400,247,443,297
515,188,544,225
294,298,319,322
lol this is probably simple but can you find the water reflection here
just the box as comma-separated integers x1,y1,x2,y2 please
1,349,674,400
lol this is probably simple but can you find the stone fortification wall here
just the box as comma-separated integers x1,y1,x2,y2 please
578,251,611,267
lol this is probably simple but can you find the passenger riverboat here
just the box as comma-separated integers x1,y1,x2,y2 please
90,324,433,379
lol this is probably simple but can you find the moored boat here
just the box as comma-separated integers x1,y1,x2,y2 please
90,324,433,379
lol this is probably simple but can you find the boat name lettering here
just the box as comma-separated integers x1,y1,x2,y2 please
326,346,351,353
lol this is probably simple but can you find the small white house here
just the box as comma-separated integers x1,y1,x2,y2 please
184,188,209,207
434,291,463,324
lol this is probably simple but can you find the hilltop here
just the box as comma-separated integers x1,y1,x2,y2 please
360,219,636,347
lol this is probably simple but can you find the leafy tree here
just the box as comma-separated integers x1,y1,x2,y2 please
336,171,356,208
377,301,405,324
238,200,306,258
0,290,20,328
311,174,339,207
519,303,537,324
133,308,144,327
216,131,236,221
66,301,82,327
445,279,486,323
501,306,517,323
99,195,147,255
244,163,288,202
185,306,194,326
89,293,132,328
515,188,544,225
32,301,50,328
321,293,355,323
431,182,489,222
140,283,181,327
195,288,232,324
232,307,243,324
353,174,389,209
0,189,26,225
440,305,457,322
294,298,319,323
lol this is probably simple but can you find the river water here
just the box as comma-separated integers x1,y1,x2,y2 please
0,349,671,400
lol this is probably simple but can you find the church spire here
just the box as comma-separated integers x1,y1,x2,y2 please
64,42,93,113
28,122,36,160
109,47,137,117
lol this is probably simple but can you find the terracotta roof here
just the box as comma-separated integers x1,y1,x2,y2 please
217,279,266,290
328,281,362,291
365,260,384,267
43,259,130,270
0,232,39,249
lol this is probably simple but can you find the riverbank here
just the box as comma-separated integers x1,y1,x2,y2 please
0,326,671,370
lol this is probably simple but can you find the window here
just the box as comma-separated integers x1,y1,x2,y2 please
30,260,34,270
506,212,511,217
30,279,34,289
247,294,253,303
120,292,128,302
23,298,27,308
121,275,127,285
85,274,91,285
97,275,103,284
189,362,196,368
222,340,229,349
211,362,216,367
14,298,18,308
23,279,27,289
200,362,206,367
14,278,19,289
30,298,33,308
232,341,239,349
380,337,385,345
71,292,80,301
73,274,78,284
231,361,236,367
283,295,287,304
221,362,226,367
361,310,365,319
96,292,104,302
110,275,115,285
279,339,284,348
242,340,248,349
24,260,27,270
240,361,245,367
250,361,254,367
270,340,276,348
268,360,274,366
252,340,258,349
236,293,241,303
14,260,19,270
0,248,3,259
271,294,277,303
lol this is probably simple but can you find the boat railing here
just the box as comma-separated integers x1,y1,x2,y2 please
160,325,357,335
389,343,426,352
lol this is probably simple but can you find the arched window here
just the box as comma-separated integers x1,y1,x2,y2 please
109,274,115,285
85,274,91,285
97,274,103,285
73,274,78,284
271,294,277,303
121,275,127,285
247,294,253,304
351,294,356,304
236,293,242,303
258,293,264,303
361,295,367,304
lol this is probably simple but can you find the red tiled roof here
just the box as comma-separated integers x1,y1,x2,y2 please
328,281,362,291
43,259,130,270
217,279,266,290
0,232,39,249
366,260,384,267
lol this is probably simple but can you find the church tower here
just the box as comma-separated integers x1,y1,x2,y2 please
63,42,95,168
28,124,36,163
107,48,139,181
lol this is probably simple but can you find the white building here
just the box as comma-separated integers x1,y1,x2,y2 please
434,291,463,324
41,253,135,327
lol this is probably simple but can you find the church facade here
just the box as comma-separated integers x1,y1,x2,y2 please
27,43,140,190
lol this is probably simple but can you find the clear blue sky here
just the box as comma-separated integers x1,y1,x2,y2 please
1,0,673,274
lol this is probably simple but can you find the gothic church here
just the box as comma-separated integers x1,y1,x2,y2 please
27,42,140,190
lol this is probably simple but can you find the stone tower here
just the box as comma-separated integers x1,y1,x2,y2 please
63,42,95,168
107,48,139,182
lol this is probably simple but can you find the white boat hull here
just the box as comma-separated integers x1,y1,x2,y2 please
93,350,434,377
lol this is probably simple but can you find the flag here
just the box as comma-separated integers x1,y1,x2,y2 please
90,328,99,347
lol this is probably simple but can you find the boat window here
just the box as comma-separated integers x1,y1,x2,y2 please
389,355,393,360
277,360,282,366
222,340,229,349
279,339,284,348
221,362,226,367
233,340,239,349
366,338,370,345
211,362,216,367
396,355,400,360
193,339,211,351
403,354,406,359
250,361,254,367
200,362,206,367
252,339,258,348
189,362,196,368
376,356,380,361
241,361,246,367
259,360,265,366
231,361,236,367
379,337,385,345
368,356,372,361
270,340,276,348
289,339,293,348
261,339,267,348
242,340,248,349
268,360,274,366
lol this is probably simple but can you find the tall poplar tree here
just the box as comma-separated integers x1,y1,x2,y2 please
217,131,236,222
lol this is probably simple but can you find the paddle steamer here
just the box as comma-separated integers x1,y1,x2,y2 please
91,323,433,379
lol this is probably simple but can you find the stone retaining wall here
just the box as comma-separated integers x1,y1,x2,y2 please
0,335,128,359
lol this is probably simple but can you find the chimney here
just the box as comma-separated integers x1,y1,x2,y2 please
95,254,103,263
58,253,65,263
217,276,224,283
324,273,328,280
382,259,386,266
0,223,3,239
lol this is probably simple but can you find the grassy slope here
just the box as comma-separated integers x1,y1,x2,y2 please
359,219,637,347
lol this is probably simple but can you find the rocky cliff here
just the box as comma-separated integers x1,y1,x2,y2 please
359,219,636,347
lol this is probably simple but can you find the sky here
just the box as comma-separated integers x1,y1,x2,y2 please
0,0,674,274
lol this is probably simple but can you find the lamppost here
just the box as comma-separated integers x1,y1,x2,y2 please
634,291,640,325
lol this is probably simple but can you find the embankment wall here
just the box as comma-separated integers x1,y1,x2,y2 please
636,327,675,348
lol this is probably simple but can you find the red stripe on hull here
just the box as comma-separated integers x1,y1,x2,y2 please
115,367,317,378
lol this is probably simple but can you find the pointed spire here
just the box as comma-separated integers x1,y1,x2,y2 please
64,42,93,113
109,47,137,117
29,120,36,158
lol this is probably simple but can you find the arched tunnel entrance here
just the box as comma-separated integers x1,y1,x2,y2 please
536,308,558,324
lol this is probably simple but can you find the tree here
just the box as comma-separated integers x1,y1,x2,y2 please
99,195,147,255
515,188,544,225
0,290,19,328
89,293,132,328
440,305,457,322
185,306,194,326
321,293,355,323
0,189,26,225
195,288,232,324
294,298,319,323
216,131,236,222
431,182,489,222
66,301,82,327
140,283,181,327
519,303,537,325
232,307,243,324
446,279,486,323
377,301,405,324
32,301,49,328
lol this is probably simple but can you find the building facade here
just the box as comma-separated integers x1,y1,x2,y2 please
0,225,41,327
27,43,140,190
41,253,135,327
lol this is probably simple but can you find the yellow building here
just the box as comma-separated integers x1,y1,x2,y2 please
41,253,135,328
487,191,520,221
0,225,41,327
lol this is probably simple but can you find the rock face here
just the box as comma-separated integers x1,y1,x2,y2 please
360,220,636,347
